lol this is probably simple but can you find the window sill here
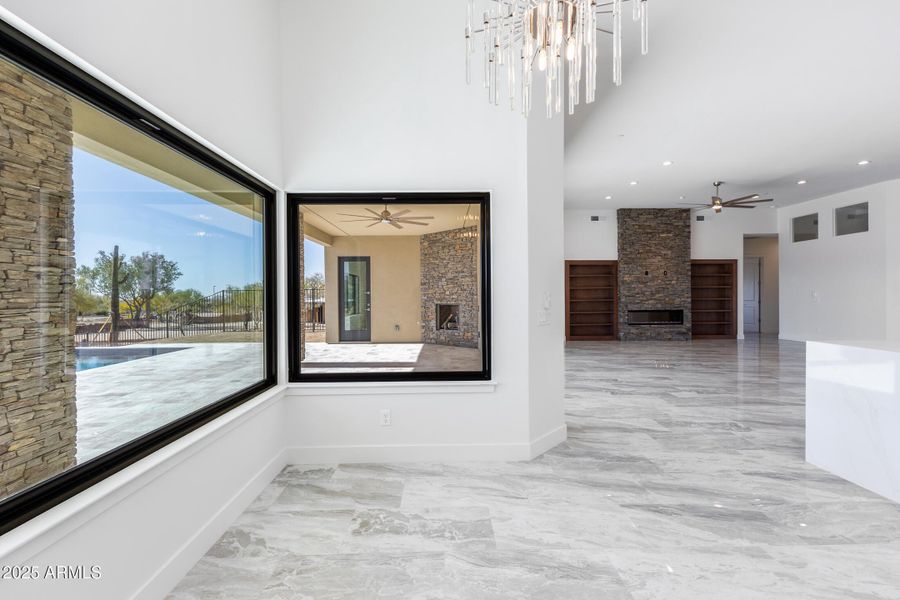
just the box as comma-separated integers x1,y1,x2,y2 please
285,380,498,396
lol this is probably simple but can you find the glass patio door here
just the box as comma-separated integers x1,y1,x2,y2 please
338,257,371,341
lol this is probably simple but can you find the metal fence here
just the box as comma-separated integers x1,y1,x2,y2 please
303,286,326,331
75,288,264,347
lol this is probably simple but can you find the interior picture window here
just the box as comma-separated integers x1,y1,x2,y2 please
834,202,869,236
289,194,490,381
792,213,819,242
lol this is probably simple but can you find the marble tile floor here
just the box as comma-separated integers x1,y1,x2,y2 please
169,337,900,599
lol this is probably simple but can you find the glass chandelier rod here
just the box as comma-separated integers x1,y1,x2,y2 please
466,0,649,118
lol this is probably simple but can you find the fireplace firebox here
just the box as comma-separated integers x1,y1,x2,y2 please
436,304,460,330
627,309,684,326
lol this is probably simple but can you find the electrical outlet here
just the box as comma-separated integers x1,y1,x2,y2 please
379,409,392,426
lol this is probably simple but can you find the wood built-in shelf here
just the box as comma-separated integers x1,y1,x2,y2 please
691,259,737,339
566,260,618,341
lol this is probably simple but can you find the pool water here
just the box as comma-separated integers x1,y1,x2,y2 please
75,347,187,372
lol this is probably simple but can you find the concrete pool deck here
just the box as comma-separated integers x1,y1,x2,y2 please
75,343,265,463
300,342,482,373
74,341,480,463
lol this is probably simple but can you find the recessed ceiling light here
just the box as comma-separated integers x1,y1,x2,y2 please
662,160,674,167
629,180,638,186
857,159,870,166
605,195,613,200
797,180,807,185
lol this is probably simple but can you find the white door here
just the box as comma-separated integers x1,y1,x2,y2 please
743,257,761,333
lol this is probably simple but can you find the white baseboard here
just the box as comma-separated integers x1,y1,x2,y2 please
778,333,806,342
132,448,288,600
529,424,567,459
286,425,568,465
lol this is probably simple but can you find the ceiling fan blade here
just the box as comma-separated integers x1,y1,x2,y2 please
396,215,434,220
341,218,380,223
389,221,403,229
389,209,411,218
365,208,383,218
338,213,377,219
366,221,381,227
727,194,760,203
727,198,773,204
727,205,756,209
396,220,430,226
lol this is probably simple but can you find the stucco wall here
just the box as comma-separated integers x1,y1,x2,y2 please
323,236,422,344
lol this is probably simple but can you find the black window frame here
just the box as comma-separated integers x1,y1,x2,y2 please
288,192,492,383
0,19,278,535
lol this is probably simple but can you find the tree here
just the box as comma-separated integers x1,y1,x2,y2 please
73,287,107,316
120,252,181,320
80,249,181,321
154,288,205,314
304,272,325,290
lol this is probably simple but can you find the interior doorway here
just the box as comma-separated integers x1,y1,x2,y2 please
742,235,779,336
743,256,761,333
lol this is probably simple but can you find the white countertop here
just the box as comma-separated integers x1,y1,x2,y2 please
808,339,900,353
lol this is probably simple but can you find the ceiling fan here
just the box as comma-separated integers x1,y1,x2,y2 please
338,205,435,229
682,182,773,213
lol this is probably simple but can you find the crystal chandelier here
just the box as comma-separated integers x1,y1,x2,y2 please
465,0,649,117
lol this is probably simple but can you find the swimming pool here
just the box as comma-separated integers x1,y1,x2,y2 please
75,347,187,372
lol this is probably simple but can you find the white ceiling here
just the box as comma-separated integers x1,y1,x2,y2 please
564,0,900,210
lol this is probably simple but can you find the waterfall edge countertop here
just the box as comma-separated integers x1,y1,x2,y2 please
806,340,900,504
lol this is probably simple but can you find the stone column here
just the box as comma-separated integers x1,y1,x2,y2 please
0,61,77,499
419,226,480,348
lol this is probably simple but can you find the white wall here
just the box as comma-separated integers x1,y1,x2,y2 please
0,389,287,600
778,179,900,342
564,209,617,259
887,198,900,341
526,89,566,442
279,0,565,459
0,2,570,597
0,0,284,185
692,208,778,338
0,4,289,599
743,236,780,334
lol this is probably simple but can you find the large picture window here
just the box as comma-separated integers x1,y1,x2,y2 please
288,193,491,382
0,23,275,532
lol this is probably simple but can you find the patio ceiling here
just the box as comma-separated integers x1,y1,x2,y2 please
301,203,477,238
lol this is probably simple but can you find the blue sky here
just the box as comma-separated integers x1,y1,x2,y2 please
304,239,324,278
74,148,263,295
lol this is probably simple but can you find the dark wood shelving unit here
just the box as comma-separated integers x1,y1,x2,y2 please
565,260,618,341
691,259,737,339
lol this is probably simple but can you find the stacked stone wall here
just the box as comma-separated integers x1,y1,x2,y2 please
616,209,692,341
0,60,77,499
420,227,479,348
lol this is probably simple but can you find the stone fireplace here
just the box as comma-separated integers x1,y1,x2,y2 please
617,209,692,340
420,227,479,348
